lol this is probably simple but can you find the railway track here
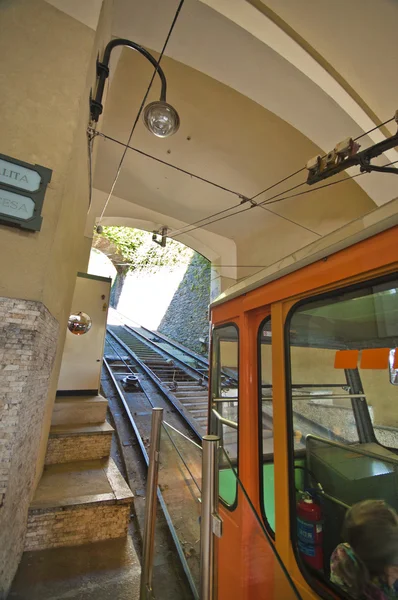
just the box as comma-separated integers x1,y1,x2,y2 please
107,325,209,437
102,333,202,598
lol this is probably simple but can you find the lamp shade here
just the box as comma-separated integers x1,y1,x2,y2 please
143,101,180,138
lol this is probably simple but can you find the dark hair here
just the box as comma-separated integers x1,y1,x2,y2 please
341,500,398,596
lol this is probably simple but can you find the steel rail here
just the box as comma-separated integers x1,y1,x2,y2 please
103,358,199,599
123,322,238,386
125,322,209,368
121,324,208,383
106,336,202,494
107,328,203,440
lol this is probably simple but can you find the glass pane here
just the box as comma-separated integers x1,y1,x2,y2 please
210,324,239,505
259,317,275,532
154,422,202,599
305,436,398,598
287,275,398,598
290,344,359,448
219,447,303,600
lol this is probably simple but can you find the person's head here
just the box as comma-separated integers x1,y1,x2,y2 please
343,500,398,587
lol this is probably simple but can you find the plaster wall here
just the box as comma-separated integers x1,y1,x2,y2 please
0,0,113,594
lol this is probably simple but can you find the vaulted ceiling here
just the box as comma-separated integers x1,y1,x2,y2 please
48,0,398,284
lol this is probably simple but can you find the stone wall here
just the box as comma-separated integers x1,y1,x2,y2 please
45,431,112,465
158,253,211,355
25,503,130,551
0,297,58,597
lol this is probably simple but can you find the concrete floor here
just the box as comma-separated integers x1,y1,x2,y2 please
9,536,140,600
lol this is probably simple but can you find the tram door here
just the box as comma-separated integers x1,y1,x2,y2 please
211,307,299,599
57,272,111,394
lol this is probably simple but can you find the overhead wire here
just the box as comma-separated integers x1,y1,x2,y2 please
260,158,398,207
169,150,398,240
167,114,396,238
353,116,395,142
168,160,397,239
95,97,395,237
97,0,185,225
90,129,247,200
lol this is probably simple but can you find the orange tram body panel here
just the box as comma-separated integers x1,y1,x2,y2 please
208,225,398,600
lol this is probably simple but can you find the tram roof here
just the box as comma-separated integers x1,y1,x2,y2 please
210,198,398,309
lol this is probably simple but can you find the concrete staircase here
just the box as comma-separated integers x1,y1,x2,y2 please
25,395,133,552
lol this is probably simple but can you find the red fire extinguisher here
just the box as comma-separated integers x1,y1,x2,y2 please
297,492,323,570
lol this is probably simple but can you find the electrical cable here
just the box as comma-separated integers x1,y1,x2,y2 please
90,129,247,200
168,176,306,238
97,0,185,225
95,107,395,238
249,165,306,202
168,114,396,237
260,159,398,207
353,116,395,142
256,201,321,236
169,157,398,239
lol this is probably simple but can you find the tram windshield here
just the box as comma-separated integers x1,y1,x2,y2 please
287,274,398,597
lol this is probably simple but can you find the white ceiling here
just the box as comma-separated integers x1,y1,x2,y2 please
50,0,398,279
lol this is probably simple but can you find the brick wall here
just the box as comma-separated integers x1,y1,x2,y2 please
0,297,58,598
25,503,130,551
45,433,112,465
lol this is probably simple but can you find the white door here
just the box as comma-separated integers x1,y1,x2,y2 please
57,273,111,393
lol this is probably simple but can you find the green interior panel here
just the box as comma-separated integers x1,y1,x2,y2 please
262,463,276,530
219,458,306,520
219,468,237,506
263,459,305,531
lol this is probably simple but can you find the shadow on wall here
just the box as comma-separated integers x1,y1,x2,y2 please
158,253,211,355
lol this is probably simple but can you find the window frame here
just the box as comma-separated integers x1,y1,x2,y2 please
210,321,240,511
284,271,398,599
257,315,276,539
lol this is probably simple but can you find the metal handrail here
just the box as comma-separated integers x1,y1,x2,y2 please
293,394,366,401
212,409,238,430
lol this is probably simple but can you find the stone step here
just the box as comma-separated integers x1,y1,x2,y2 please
25,458,133,552
51,395,108,427
45,422,114,465
181,403,208,411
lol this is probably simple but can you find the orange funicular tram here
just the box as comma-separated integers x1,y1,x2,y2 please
209,213,398,599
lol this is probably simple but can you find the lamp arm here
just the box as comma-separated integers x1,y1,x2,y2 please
90,38,167,122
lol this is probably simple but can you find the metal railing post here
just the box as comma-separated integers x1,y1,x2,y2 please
200,435,221,600
140,407,163,600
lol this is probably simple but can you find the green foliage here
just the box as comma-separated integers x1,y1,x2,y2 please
98,226,193,273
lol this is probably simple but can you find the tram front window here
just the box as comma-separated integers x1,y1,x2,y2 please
210,323,239,506
287,275,398,597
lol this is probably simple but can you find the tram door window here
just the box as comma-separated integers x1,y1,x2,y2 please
258,317,275,532
287,275,398,596
210,324,239,506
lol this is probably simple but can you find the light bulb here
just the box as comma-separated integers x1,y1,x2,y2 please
143,101,180,138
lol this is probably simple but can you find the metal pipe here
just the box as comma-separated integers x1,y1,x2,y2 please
140,407,163,600
200,435,220,600
211,409,238,430
91,38,167,122
292,394,366,400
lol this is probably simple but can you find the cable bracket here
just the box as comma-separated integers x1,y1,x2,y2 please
306,112,398,184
